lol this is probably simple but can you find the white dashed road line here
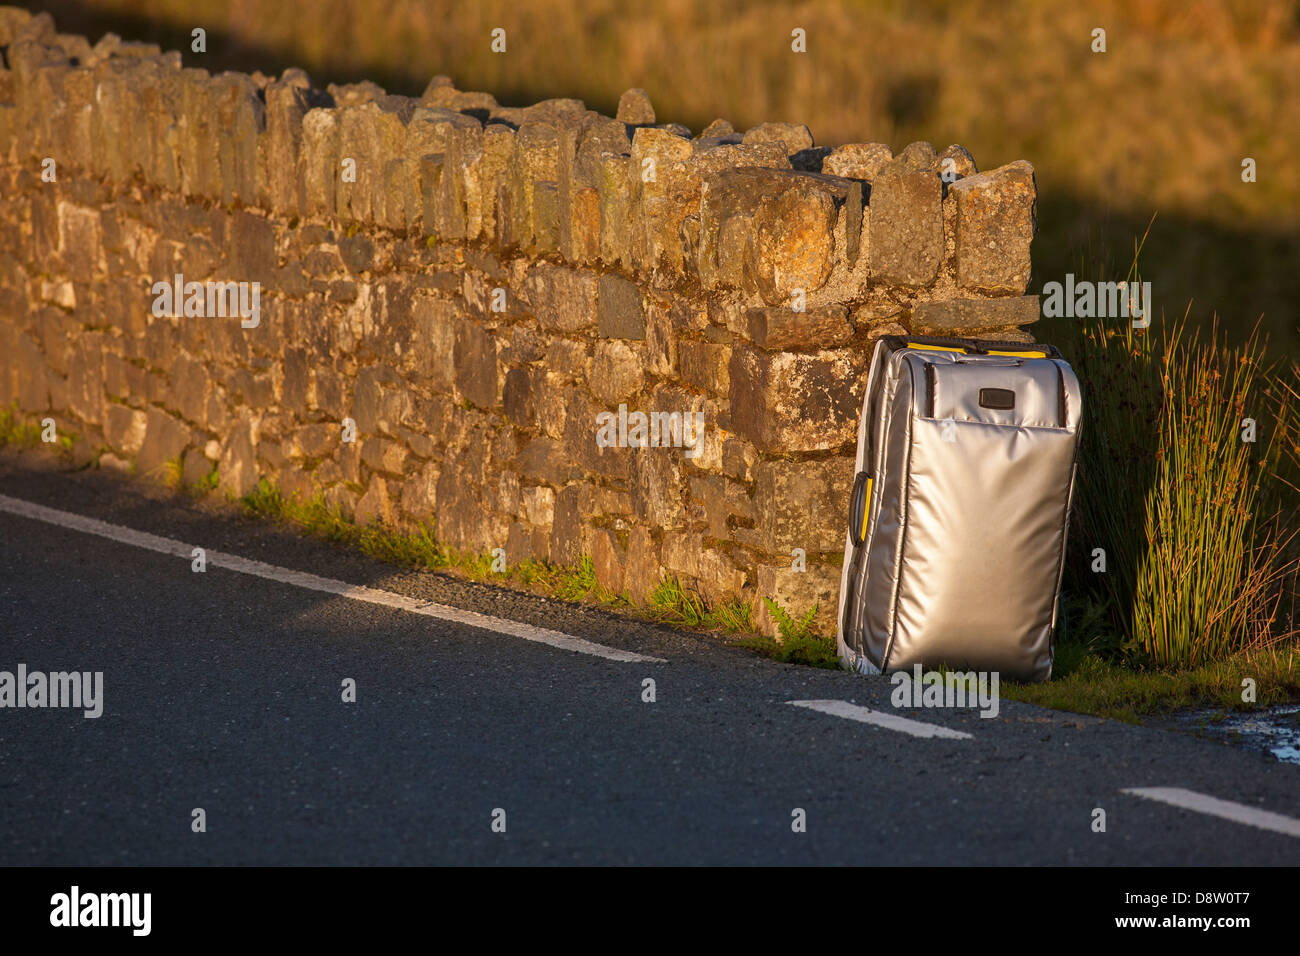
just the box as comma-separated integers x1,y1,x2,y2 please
788,699,974,739
0,493,664,664
1123,787,1300,838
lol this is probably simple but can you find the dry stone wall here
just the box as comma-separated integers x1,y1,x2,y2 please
0,8,1043,634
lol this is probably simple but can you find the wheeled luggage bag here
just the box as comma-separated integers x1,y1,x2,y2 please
836,334,1083,682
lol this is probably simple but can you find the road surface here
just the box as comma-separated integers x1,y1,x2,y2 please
0,455,1297,865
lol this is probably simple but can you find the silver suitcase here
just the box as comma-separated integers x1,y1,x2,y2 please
836,335,1083,682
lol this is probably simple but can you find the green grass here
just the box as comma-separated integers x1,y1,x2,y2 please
236,479,810,656
644,575,756,635
0,405,50,448
0,405,76,453
162,457,184,489
1045,236,1300,670
729,598,839,668
1002,642,1300,723
547,553,602,602
708,596,754,634
645,575,710,627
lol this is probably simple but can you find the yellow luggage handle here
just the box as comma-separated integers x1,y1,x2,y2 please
904,340,1048,359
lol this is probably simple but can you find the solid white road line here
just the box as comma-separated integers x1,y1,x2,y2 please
0,493,664,664
1122,787,1300,838
787,699,973,739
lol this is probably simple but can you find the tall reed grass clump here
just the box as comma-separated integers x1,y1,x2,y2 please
1062,300,1299,667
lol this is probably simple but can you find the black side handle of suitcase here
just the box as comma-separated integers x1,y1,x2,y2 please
842,470,872,643
848,470,870,547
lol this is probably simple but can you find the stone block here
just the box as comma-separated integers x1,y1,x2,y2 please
596,272,644,339
524,262,597,332
104,403,147,456
741,122,813,154
299,108,339,217
949,160,1037,294
590,339,644,404
616,88,655,125
678,340,730,397
136,407,193,479
869,153,943,287
630,446,685,529
750,458,852,554
729,343,866,453
911,295,1040,333
746,305,852,350
454,320,500,409
823,142,892,181
660,532,746,606
754,563,841,639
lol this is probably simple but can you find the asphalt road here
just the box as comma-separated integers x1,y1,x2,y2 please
0,454,1297,865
